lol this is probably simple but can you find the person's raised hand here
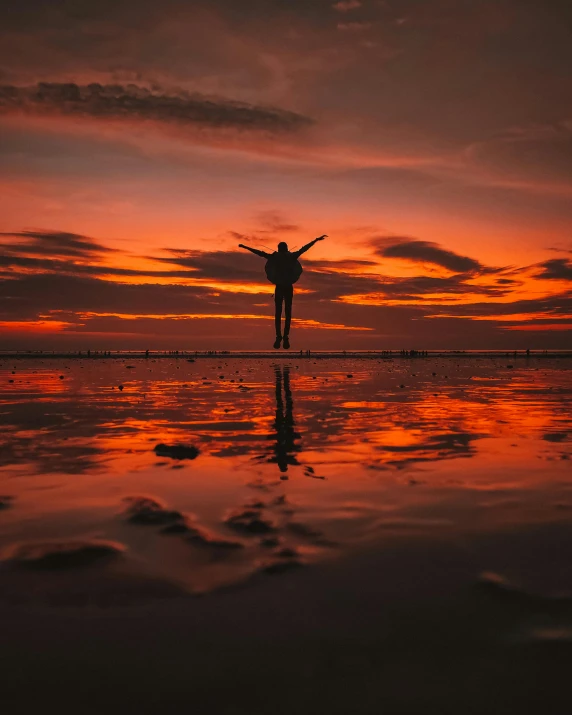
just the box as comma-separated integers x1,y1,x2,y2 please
316,234,328,241
238,243,245,248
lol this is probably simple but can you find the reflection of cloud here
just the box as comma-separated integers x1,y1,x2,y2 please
0,83,314,134
378,431,481,469
0,423,106,475
542,432,570,443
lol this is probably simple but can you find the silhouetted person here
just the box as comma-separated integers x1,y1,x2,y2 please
239,235,327,349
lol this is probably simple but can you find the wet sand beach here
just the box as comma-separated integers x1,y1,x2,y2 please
1,355,572,713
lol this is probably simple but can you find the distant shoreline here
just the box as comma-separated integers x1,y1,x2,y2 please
1,350,571,360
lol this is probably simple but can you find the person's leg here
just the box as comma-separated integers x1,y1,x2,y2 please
274,286,283,347
275,286,284,336
282,286,293,349
284,286,293,336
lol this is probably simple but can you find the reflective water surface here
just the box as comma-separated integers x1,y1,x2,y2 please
1,356,571,598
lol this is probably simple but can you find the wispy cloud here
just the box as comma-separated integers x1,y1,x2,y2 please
333,0,362,12
337,21,372,32
255,210,300,233
466,122,572,188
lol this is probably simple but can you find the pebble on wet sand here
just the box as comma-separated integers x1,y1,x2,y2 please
154,443,200,460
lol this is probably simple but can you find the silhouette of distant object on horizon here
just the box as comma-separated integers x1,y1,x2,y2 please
239,235,327,349
399,350,428,357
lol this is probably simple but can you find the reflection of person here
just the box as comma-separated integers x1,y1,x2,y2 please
239,236,327,349
268,365,300,477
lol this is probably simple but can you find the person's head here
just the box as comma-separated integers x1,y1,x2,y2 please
277,241,288,253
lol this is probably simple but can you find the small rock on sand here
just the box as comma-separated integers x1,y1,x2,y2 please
154,443,199,460
225,508,275,535
123,496,185,526
6,539,124,570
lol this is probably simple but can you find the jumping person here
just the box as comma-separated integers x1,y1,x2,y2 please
238,235,327,349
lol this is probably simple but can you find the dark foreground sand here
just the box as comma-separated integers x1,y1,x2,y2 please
3,530,572,715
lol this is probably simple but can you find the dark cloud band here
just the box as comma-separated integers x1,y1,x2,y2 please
0,230,116,258
536,258,572,281
0,83,314,133
1,229,569,349
373,237,484,274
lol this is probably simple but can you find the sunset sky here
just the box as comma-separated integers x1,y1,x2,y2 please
1,0,571,349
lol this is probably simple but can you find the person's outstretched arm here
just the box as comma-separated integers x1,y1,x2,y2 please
292,235,327,259
238,243,272,259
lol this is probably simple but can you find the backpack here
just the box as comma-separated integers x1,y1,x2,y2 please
265,252,303,285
